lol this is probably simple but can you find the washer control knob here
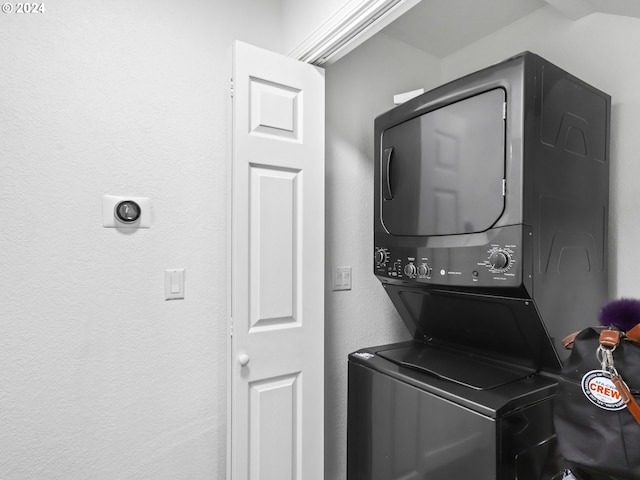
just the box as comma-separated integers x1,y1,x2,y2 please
404,264,417,277
417,263,431,277
374,249,386,265
489,250,510,270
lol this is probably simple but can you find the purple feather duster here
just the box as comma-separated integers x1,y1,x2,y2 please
599,298,640,332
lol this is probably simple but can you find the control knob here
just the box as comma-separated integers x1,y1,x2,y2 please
404,264,417,277
374,248,389,266
489,250,511,270
417,263,432,277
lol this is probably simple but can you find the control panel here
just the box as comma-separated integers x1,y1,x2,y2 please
374,241,521,288
376,247,434,280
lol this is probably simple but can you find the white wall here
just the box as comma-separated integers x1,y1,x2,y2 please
324,33,441,479
440,6,640,297
0,1,283,479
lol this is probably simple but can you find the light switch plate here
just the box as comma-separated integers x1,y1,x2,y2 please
103,195,151,228
165,269,185,300
333,266,351,291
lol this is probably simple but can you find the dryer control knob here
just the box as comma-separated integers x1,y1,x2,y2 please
489,251,510,270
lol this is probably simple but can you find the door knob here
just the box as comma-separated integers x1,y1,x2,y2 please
238,353,250,367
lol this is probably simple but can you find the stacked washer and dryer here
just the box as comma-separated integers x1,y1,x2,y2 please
347,52,610,480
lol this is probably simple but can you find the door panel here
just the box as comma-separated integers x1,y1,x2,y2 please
249,165,301,331
249,78,301,140
230,41,324,480
249,373,301,480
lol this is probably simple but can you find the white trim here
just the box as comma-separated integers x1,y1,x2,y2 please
289,0,421,66
226,44,235,480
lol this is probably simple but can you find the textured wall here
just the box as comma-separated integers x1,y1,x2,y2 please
0,1,282,478
324,33,441,480
440,7,640,299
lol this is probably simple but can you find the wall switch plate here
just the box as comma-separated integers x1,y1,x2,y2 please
165,269,185,300
102,195,151,228
333,266,352,291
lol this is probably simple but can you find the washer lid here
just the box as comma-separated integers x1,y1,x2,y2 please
377,342,534,390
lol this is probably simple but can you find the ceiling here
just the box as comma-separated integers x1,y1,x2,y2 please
380,0,640,59
381,0,546,58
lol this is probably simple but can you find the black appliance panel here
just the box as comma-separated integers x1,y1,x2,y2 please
381,88,506,237
347,351,559,480
349,362,496,479
383,287,562,371
374,224,525,289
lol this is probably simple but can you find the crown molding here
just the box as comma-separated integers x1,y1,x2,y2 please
289,0,421,66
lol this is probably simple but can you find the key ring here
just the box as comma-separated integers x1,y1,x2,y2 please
596,345,618,375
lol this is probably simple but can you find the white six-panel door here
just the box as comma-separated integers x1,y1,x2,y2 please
229,41,325,480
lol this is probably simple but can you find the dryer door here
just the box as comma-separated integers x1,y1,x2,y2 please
380,88,506,237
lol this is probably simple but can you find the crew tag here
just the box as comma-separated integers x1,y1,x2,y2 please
581,370,626,411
